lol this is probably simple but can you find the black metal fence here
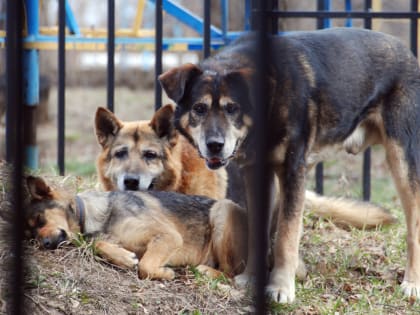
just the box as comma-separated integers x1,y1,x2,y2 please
4,0,420,314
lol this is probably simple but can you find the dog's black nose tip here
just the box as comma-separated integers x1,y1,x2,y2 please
206,139,224,154
42,237,53,249
124,176,140,191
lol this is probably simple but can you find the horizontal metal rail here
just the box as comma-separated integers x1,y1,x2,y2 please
0,33,243,51
271,10,420,19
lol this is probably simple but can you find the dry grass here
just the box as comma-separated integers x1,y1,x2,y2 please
1,87,420,314
1,161,420,314
0,164,250,314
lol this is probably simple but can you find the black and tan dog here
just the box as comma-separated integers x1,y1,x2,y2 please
25,176,247,279
159,27,420,302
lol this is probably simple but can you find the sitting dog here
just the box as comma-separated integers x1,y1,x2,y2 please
25,176,247,279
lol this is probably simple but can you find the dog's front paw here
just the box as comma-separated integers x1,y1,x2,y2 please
234,272,255,288
266,284,295,303
266,268,295,303
401,280,420,299
120,249,139,270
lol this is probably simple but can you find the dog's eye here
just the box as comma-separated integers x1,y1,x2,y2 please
225,102,239,115
192,103,208,116
143,150,158,160
114,148,128,159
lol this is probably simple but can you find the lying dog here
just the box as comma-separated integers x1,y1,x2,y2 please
159,27,420,301
25,176,247,279
94,105,395,229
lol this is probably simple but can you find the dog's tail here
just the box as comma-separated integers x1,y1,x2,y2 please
304,190,398,229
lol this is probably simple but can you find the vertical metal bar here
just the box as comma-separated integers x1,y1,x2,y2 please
107,0,115,112
6,0,24,313
411,0,418,57
362,0,372,201
221,0,229,41
323,0,332,28
253,0,269,312
244,0,252,31
316,0,325,29
155,0,163,111
58,0,66,175
23,0,40,170
345,0,353,27
315,0,325,195
251,0,258,30
362,148,371,200
203,0,211,58
270,0,278,34
315,163,324,195
364,0,372,29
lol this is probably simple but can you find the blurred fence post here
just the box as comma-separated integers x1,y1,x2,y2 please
6,0,25,313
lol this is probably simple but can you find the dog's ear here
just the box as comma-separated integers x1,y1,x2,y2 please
150,104,177,143
158,63,202,103
95,107,123,148
26,176,53,201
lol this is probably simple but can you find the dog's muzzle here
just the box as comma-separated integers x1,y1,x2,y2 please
41,229,67,249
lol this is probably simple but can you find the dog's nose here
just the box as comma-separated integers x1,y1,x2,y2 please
42,237,53,249
124,176,140,191
206,137,224,155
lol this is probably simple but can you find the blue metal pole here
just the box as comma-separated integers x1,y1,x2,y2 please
244,0,251,31
24,0,40,170
345,0,353,27
65,0,81,35
323,0,332,28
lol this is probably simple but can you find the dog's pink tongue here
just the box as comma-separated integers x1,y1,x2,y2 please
209,158,221,164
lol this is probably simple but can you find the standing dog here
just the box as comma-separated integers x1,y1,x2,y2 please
159,28,420,302
95,105,395,229
25,176,247,279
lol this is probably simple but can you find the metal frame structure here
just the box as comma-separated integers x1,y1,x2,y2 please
3,1,420,313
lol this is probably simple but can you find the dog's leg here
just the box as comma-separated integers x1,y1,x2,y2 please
266,162,306,303
95,240,139,270
210,199,248,276
234,167,275,287
138,232,183,280
234,166,257,287
385,139,420,298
